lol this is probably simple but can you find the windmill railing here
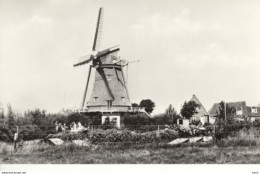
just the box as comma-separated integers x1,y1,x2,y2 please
75,107,120,113
100,107,120,113
130,107,145,112
74,107,147,113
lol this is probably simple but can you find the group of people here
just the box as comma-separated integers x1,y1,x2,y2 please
55,121,85,132
70,121,84,131
55,121,68,132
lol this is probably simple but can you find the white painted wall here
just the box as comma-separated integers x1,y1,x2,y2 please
101,115,121,128
177,118,189,129
209,116,216,124
236,110,243,116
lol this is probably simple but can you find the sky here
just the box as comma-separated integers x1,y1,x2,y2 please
0,0,260,115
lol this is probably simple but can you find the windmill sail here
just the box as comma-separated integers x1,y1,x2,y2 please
73,55,93,67
92,7,103,51
81,65,92,108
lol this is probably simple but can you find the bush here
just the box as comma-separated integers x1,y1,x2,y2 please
89,129,179,144
190,120,202,126
224,137,257,147
19,124,46,140
46,130,89,141
66,113,91,126
151,114,173,125
123,125,159,132
122,113,151,127
0,126,13,142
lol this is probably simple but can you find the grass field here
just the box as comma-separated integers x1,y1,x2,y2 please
1,137,260,164
1,128,260,164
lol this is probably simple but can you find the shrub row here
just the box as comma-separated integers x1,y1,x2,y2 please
89,129,178,144
45,129,179,144
46,130,88,141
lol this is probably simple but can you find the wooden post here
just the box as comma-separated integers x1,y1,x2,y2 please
157,125,159,137
14,126,18,151
224,101,227,121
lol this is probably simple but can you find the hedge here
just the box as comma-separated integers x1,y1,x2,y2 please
89,129,179,144
45,129,179,144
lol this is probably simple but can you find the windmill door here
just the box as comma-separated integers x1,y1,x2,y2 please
107,100,112,110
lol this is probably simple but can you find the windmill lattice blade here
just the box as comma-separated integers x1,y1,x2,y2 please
92,7,103,51
81,65,92,109
73,55,93,67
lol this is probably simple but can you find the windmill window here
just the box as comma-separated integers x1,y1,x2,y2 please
121,97,126,103
107,74,112,81
93,97,98,102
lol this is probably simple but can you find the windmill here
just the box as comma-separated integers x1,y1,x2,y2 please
73,7,143,126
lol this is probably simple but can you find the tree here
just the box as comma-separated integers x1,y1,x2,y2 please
7,104,15,128
217,101,236,121
165,104,179,124
0,103,4,126
139,99,155,114
29,109,46,126
180,101,200,120
214,101,236,145
165,104,177,116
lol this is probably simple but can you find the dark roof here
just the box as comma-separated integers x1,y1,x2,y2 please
208,101,247,116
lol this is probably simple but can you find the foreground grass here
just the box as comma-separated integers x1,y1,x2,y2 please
1,129,260,164
1,140,260,164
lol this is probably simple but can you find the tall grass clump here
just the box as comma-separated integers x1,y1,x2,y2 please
223,127,260,147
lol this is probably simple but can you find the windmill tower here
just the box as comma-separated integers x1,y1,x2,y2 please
73,8,144,127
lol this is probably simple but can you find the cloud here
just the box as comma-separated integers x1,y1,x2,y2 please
133,9,204,38
132,8,258,69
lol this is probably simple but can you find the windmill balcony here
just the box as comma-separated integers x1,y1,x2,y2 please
75,106,146,113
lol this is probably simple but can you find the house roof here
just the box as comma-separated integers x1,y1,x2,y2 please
189,94,207,119
208,101,247,116
190,95,207,112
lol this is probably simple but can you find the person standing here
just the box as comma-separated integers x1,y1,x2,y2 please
74,122,77,130
70,122,74,130
63,123,68,131
55,121,59,132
